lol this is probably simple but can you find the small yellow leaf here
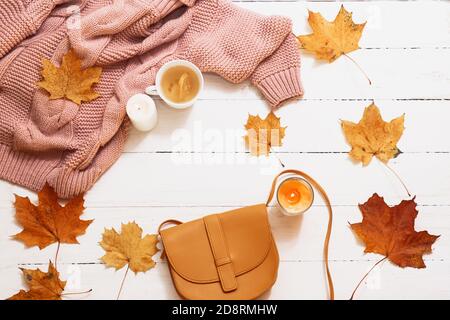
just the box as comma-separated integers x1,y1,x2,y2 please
37,49,102,105
100,222,159,273
297,5,366,62
341,103,405,165
244,111,286,156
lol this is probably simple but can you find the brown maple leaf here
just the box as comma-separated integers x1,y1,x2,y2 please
37,49,102,105
351,194,439,268
341,103,405,165
8,262,66,300
100,222,159,273
297,5,366,62
244,111,286,156
13,184,93,249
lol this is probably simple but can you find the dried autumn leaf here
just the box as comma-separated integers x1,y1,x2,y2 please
100,222,159,273
351,194,439,268
8,262,66,300
13,184,93,249
37,49,102,105
341,103,404,165
244,111,286,156
298,5,366,62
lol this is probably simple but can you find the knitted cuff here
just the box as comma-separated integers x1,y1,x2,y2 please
256,66,303,109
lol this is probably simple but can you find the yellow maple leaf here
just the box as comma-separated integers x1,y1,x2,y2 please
341,103,405,165
37,49,102,105
100,222,159,273
8,262,66,300
244,111,286,156
298,5,366,62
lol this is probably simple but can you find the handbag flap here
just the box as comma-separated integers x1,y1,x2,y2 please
160,204,272,284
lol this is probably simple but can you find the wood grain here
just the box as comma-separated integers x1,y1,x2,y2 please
124,100,450,153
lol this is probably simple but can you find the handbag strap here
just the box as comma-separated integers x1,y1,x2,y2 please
158,219,183,234
266,169,335,300
157,220,182,259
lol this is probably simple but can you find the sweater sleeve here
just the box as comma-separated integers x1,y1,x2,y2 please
250,33,303,108
183,0,303,108
0,0,70,59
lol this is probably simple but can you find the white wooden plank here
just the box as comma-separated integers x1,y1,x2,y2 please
195,49,450,100
0,153,448,207
125,100,450,153
67,153,450,206
1,260,448,300
236,1,450,48
0,205,446,264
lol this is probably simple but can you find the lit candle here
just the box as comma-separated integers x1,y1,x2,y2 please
277,177,314,216
126,93,158,132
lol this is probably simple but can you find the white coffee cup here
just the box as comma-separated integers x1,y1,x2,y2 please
145,60,204,109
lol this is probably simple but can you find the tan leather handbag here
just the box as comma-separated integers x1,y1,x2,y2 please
158,169,334,300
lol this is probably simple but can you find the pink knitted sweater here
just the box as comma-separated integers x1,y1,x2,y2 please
0,0,303,198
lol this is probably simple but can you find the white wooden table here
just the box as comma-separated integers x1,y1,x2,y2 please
1,0,449,300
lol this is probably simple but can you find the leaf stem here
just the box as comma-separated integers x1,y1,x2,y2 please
270,147,285,168
116,265,130,300
277,156,285,168
343,53,372,85
54,242,61,271
61,289,93,297
350,256,387,300
381,160,412,197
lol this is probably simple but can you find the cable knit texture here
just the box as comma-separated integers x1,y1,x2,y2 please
0,0,303,198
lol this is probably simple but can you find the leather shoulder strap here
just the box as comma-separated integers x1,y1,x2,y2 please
158,219,183,259
158,219,183,234
266,169,335,300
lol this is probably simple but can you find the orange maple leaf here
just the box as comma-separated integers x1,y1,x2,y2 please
351,194,439,268
8,262,66,300
13,184,93,249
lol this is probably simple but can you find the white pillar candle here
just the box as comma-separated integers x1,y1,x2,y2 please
126,93,158,132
